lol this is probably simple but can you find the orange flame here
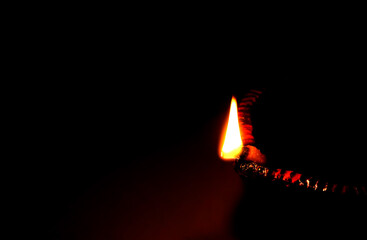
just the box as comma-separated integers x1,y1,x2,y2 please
220,96,243,160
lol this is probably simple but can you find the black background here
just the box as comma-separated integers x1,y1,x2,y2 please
13,16,367,239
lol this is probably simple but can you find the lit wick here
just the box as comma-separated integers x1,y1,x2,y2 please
219,93,366,197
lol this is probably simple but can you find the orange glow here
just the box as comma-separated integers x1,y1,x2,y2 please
245,145,266,165
282,170,293,181
273,169,282,179
220,96,243,160
291,173,302,183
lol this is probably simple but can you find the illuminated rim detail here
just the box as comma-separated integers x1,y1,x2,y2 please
235,89,366,197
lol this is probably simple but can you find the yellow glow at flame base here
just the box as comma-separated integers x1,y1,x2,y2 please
221,96,243,160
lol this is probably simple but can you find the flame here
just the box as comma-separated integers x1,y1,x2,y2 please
220,96,243,160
